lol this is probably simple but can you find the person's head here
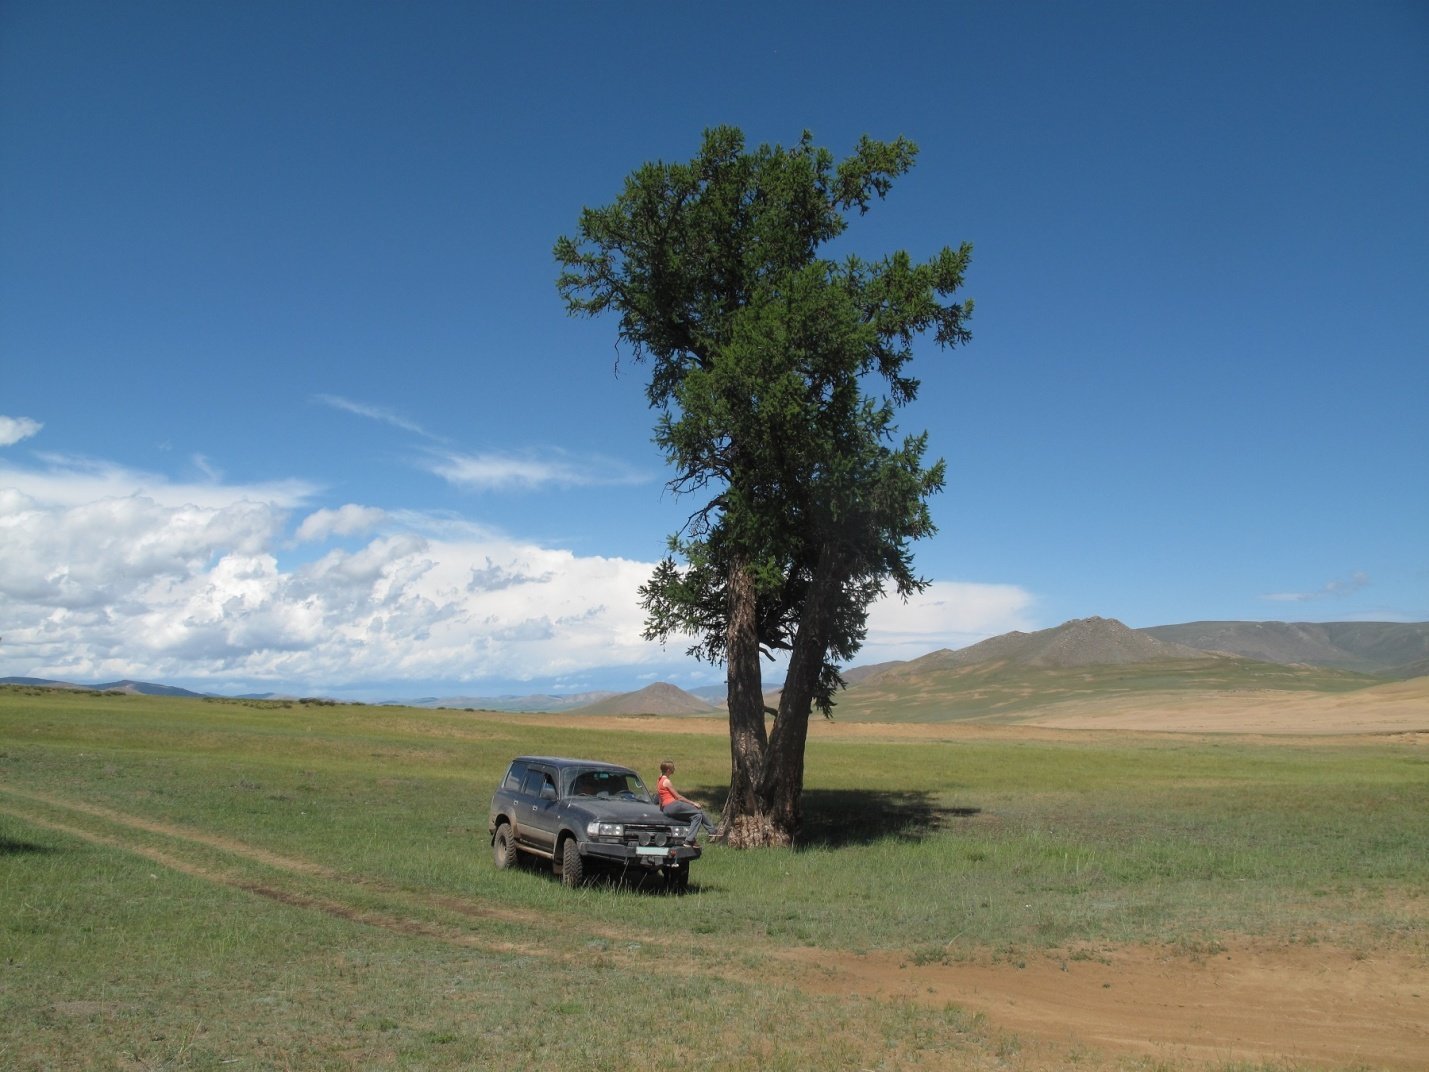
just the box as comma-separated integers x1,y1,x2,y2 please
660,760,675,775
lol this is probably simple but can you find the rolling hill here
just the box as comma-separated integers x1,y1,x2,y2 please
575,682,721,716
882,616,1215,673
0,676,209,698
1142,620,1429,678
376,691,618,712
830,617,1390,723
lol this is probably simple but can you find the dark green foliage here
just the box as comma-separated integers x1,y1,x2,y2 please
556,127,972,840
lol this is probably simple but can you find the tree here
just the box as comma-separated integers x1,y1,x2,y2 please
555,127,972,846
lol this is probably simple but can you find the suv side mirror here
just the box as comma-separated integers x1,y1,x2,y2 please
540,781,557,801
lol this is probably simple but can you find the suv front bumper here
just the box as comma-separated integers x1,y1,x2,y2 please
581,841,702,868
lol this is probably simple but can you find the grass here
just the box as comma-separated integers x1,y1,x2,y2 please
2,686,1426,1070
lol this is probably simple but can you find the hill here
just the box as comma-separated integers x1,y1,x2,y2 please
1142,620,1429,678
889,616,1215,675
93,679,210,698
576,682,721,716
376,691,618,712
0,676,98,690
832,617,1385,723
0,676,208,698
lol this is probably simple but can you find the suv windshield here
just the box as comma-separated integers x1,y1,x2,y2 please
565,767,651,802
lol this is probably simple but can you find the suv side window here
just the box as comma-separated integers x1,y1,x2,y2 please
503,761,529,792
521,767,556,800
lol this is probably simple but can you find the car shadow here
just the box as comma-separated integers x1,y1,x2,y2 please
507,849,696,895
0,835,56,856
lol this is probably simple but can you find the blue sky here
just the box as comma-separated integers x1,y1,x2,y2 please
2,1,1425,700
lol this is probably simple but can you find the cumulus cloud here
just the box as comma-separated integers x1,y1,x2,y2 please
294,504,388,543
1262,571,1370,603
0,455,660,692
0,449,1034,695
0,416,43,446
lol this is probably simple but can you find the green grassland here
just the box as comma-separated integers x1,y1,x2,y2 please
2,687,1425,1070
834,657,1385,722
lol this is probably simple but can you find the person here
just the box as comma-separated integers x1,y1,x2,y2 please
655,760,718,844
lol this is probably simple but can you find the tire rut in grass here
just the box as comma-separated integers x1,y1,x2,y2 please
0,784,563,956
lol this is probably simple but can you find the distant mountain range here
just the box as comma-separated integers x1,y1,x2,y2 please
4,618,1424,717
567,617,1429,717
374,691,620,713
1142,620,1429,678
826,617,1427,723
0,677,211,698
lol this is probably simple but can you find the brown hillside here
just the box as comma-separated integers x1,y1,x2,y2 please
577,682,720,716
864,617,1214,685
1144,620,1429,677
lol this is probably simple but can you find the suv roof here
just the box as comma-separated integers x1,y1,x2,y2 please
512,755,636,772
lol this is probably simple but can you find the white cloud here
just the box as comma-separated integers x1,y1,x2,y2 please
191,454,223,482
294,504,388,543
0,416,43,446
0,456,661,692
0,488,283,602
0,451,1034,695
315,394,433,437
1262,570,1370,603
3,453,315,510
423,448,646,492
315,393,649,495
860,580,1037,662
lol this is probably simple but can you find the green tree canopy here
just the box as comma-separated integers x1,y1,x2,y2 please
556,127,972,845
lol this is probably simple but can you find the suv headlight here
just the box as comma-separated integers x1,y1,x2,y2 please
587,821,624,838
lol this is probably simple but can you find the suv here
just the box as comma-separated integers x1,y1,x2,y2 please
488,756,701,890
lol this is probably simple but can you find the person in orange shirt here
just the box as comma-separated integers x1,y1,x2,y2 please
656,759,718,844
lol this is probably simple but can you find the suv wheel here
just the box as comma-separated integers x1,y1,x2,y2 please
559,837,585,888
492,822,516,869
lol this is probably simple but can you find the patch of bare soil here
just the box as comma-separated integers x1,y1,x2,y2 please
1024,676,1429,735
512,676,1429,740
785,942,1429,1070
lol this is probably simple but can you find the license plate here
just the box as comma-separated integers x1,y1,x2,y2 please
636,846,669,856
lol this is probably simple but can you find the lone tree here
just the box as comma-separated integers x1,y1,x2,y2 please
556,127,972,847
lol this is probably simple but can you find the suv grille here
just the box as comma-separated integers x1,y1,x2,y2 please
626,824,679,847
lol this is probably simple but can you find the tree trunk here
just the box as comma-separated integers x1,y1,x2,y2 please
758,545,843,847
721,557,771,846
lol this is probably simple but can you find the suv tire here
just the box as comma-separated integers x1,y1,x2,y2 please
560,837,585,888
492,822,517,870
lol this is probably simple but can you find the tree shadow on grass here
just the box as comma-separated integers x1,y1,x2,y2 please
0,835,56,856
694,787,980,850
798,789,980,849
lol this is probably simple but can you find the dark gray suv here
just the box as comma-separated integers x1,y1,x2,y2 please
488,756,701,890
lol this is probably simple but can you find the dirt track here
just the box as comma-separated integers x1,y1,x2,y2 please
790,943,1427,1070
